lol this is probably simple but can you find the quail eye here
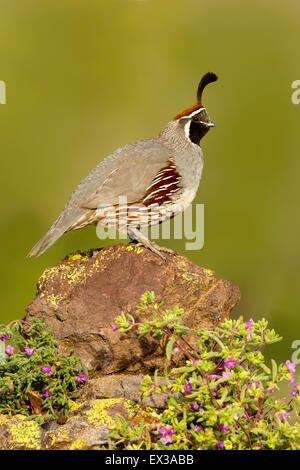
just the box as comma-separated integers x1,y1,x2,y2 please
192,116,199,122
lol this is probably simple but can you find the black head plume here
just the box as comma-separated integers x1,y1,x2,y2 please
197,72,218,105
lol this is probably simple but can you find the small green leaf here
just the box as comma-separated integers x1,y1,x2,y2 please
166,338,175,361
271,359,278,381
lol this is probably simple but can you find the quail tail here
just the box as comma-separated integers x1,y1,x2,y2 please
27,226,65,258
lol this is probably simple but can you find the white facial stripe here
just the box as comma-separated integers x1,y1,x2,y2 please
179,107,205,120
184,119,191,139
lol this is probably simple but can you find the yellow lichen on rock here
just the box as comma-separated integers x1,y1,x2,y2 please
69,438,88,450
0,414,10,426
85,398,122,428
124,400,158,425
8,419,41,450
68,399,84,413
124,400,141,414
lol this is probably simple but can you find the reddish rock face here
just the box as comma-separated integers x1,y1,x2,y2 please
26,244,240,373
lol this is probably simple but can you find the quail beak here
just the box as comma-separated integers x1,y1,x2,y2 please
200,120,215,128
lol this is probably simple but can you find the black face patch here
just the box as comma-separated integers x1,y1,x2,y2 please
189,121,210,145
189,109,211,145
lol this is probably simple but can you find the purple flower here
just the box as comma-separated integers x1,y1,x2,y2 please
194,425,202,431
77,374,88,383
248,381,260,388
42,389,51,398
8,385,13,390
111,324,118,332
42,366,53,375
190,403,199,411
192,360,200,366
267,385,277,393
207,374,220,380
217,440,225,449
5,345,14,356
224,357,237,369
184,382,192,394
24,347,36,356
277,412,290,422
0,334,8,342
286,360,296,373
157,426,174,438
219,424,229,434
245,318,254,339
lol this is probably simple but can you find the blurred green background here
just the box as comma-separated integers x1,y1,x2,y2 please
1,0,300,365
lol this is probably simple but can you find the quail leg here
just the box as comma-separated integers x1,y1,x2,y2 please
128,228,175,261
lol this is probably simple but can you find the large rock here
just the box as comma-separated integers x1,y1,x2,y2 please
25,244,240,373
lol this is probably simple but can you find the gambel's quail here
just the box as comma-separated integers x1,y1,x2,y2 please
28,72,217,260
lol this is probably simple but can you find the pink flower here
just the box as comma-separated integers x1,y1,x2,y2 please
194,425,202,431
157,426,174,437
42,366,53,375
292,383,300,397
248,381,260,388
160,435,173,445
245,319,254,339
24,347,36,356
42,389,51,398
222,372,233,379
77,374,88,383
184,382,192,394
277,412,290,422
217,440,225,449
289,374,296,385
5,345,14,356
224,357,237,369
286,360,296,373
219,424,229,433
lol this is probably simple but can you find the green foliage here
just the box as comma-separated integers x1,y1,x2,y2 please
0,318,88,425
109,293,300,450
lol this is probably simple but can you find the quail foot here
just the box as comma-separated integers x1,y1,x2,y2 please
28,73,217,260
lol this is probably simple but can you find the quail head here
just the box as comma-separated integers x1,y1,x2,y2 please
28,72,217,260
